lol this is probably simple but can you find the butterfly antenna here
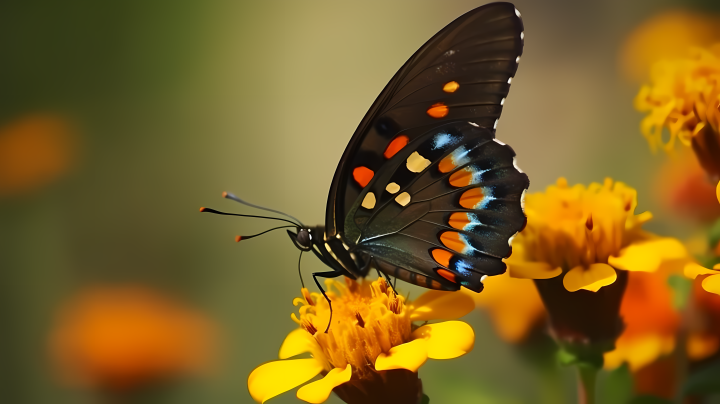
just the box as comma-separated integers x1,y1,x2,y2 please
223,192,304,226
199,207,300,226
234,225,295,242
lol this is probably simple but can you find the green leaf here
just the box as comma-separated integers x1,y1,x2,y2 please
556,346,603,369
667,274,692,310
421,393,430,404
682,358,720,396
627,395,673,404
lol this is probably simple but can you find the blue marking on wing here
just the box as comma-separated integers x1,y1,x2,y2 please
432,133,461,150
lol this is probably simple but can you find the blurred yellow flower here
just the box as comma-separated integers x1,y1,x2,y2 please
508,178,689,293
620,10,720,82
0,114,78,197
248,278,475,404
50,286,217,392
471,272,545,343
685,262,720,296
604,272,680,371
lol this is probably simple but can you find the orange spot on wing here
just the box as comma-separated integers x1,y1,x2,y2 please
448,212,471,230
443,81,460,93
438,155,456,173
459,188,485,209
431,249,453,267
449,168,473,187
440,232,465,252
353,166,374,188
383,135,409,159
436,268,457,283
427,103,449,119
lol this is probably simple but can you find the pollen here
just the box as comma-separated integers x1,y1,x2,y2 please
301,288,315,306
292,278,411,379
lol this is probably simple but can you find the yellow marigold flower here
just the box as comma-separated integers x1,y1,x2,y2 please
634,44,720,178
508,178,688,293
685,262,720,296
619,10,720,82
247,278,475,404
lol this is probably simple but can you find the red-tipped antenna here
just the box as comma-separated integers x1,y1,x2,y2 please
233,225,295,243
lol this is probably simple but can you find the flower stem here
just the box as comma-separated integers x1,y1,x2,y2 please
577,365,597,404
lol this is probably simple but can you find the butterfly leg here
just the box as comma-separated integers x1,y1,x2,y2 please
372,259,398,297
312,269,345,333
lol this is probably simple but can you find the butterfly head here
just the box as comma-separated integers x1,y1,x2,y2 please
288,227,313,251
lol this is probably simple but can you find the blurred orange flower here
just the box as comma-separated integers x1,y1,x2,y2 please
687,277,720,360
653,148,720,222
604,271,680,371
0,114,78,197
50,286,216,392
620,10,720,82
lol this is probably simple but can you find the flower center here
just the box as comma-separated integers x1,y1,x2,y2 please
518,178,647,270
294,278,411,379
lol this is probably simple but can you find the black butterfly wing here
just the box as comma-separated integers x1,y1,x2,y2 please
325,3,527,291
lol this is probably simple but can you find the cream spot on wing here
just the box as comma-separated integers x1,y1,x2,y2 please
361,192,376,209
407,151,431,173
386,182,400,194
395,192,411,206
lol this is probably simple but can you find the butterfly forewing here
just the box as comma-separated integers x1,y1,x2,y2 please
325,2,527,292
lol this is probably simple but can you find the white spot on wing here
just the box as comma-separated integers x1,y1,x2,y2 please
481,275,488,282
468,121,479,127
493,119,498,129
515,8,521,17
362,192,376,209
521,32,524,40
507,77,512,84
516,56,520,63
406,151,431,173
493,138,506,146
386,182,400,194
395,192,411,206
500,98,505,106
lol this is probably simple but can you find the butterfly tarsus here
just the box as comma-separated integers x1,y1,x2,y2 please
298,251,305,289
312,269,345,333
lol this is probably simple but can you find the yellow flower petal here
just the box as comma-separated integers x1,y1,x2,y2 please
563,264,617,292
717,180,720,204
410,290,474,321
608,238,687,272
279,328,316,359
248,358,323,403
507,260,562,279
411,321,475,359
374,338,428,372
702,274,720,295
684,262,718,279
296,365,351,404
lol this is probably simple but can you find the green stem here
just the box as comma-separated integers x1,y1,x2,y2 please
577,365,597,404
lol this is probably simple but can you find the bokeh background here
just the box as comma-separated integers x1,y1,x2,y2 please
2,0,719,402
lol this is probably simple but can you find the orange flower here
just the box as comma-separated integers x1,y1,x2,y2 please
654,148,720,222
604,271,680,371
686,278,720,360
0,114,77,197
49,286,216,391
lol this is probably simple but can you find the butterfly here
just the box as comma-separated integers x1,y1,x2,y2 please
202,2,528,328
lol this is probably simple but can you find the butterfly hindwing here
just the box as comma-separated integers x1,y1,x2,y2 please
344,123,527,291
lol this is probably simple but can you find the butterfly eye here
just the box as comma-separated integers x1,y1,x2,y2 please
296,228,312,248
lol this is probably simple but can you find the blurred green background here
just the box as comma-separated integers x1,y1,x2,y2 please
1,0,718,403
